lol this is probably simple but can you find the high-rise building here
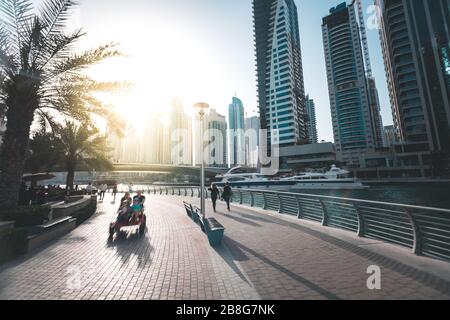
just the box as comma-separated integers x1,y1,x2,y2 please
245,115,260,167
228,97,245,166
384,125,396,147
253,0,308,149
170,99,192,166
305,95,318,144
207,109,227,167
322,2,383,167
376,0,450,153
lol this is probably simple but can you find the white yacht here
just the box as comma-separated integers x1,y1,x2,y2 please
214,165,368,190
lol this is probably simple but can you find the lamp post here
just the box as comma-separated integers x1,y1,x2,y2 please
194,102,209,218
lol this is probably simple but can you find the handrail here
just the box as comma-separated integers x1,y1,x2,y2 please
145,185,450,261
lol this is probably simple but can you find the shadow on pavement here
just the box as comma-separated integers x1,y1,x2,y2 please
107,229,153,269
224,237,342,300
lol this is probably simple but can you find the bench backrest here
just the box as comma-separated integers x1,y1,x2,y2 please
183,202,193,217
205,218,225,232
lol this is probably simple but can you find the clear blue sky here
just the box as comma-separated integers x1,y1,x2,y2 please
34,0,392,142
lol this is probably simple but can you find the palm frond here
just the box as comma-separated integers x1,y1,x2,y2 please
39,0,77,38
0,0,34,58
35,28,85,69
47,43,122,80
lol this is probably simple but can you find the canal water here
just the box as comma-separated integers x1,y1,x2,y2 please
120,183,450,210
296,183,450,209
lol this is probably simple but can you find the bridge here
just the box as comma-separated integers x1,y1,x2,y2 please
112,163,229,176
0,187,449,300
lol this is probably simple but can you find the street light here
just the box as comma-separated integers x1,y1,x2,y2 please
194,102,209,218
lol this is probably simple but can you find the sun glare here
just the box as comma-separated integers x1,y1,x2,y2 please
85,18,225,133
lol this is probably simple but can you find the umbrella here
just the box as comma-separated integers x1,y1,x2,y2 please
22,173,56,182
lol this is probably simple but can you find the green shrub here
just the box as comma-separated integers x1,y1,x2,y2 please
0,228,28,264
0,205,51,227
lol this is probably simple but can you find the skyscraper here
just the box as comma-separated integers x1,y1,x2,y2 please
322,2,383,167
305,95,318,144
253,0,308,149
245,115,260,167
376,0,450,153
170,98,192,166
207,109,227,167
228,96,245,166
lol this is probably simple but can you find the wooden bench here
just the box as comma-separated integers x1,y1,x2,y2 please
193,207,225,247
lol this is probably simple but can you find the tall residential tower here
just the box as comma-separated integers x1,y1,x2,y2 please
376,0,450,153
253,0,308,150
322,2,384,167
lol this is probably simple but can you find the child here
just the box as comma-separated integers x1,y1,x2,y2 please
129,199,143,222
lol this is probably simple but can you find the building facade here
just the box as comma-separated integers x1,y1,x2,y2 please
253,0,308,149
228,97,246,166
207,109,228,167
245,115,260,167
322,2,383,167
305,95,318,144
376,0,450,153
170,99,193,166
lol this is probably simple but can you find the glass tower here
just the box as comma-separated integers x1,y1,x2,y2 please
322,2,381,167
253,0,308,149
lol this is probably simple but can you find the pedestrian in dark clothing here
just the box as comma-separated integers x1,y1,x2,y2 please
112,184,118,202
222,182,232,211
208,184,220,212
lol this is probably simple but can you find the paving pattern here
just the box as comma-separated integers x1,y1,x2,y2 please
0,193,449,300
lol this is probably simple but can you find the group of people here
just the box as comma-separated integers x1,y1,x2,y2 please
209,182,232,213
116,191,146,223
85,183,118,201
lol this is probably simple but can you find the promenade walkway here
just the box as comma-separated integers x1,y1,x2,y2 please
0,193,449,300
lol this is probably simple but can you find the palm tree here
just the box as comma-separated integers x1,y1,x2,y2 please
55,121,112,191
0,0,125,207
24,129,62,187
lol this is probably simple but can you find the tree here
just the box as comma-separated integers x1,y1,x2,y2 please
0,0,125,207
55,121,112,191
24,129,61,174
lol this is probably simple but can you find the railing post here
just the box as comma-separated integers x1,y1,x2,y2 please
239,190,243,204
278,194,282,213
191,188,194,198
354,203,365,237
405,209,422,256
250,192,254,207
320,199,328,226
262,192,267,210
296,196,303,219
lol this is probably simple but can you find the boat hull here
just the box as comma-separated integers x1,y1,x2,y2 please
214,180,368,191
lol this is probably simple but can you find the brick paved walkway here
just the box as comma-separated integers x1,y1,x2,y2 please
0,194,449,300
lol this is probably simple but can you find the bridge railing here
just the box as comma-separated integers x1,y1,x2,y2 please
148,186,450,262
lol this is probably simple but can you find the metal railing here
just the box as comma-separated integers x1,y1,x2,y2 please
147,186,450,262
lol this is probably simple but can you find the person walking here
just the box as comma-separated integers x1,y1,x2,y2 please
208,184,220,212
100,183,108,200
112,184,118,202
222,182,232,212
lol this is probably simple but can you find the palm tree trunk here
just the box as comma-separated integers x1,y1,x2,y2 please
66,161,76,192
0,76,39,209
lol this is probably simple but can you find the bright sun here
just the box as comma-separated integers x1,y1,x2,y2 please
85,20,224,132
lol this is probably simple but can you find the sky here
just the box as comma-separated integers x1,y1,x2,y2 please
33,0,392,142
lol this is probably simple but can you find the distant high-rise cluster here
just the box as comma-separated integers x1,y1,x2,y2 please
109,0,450,174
